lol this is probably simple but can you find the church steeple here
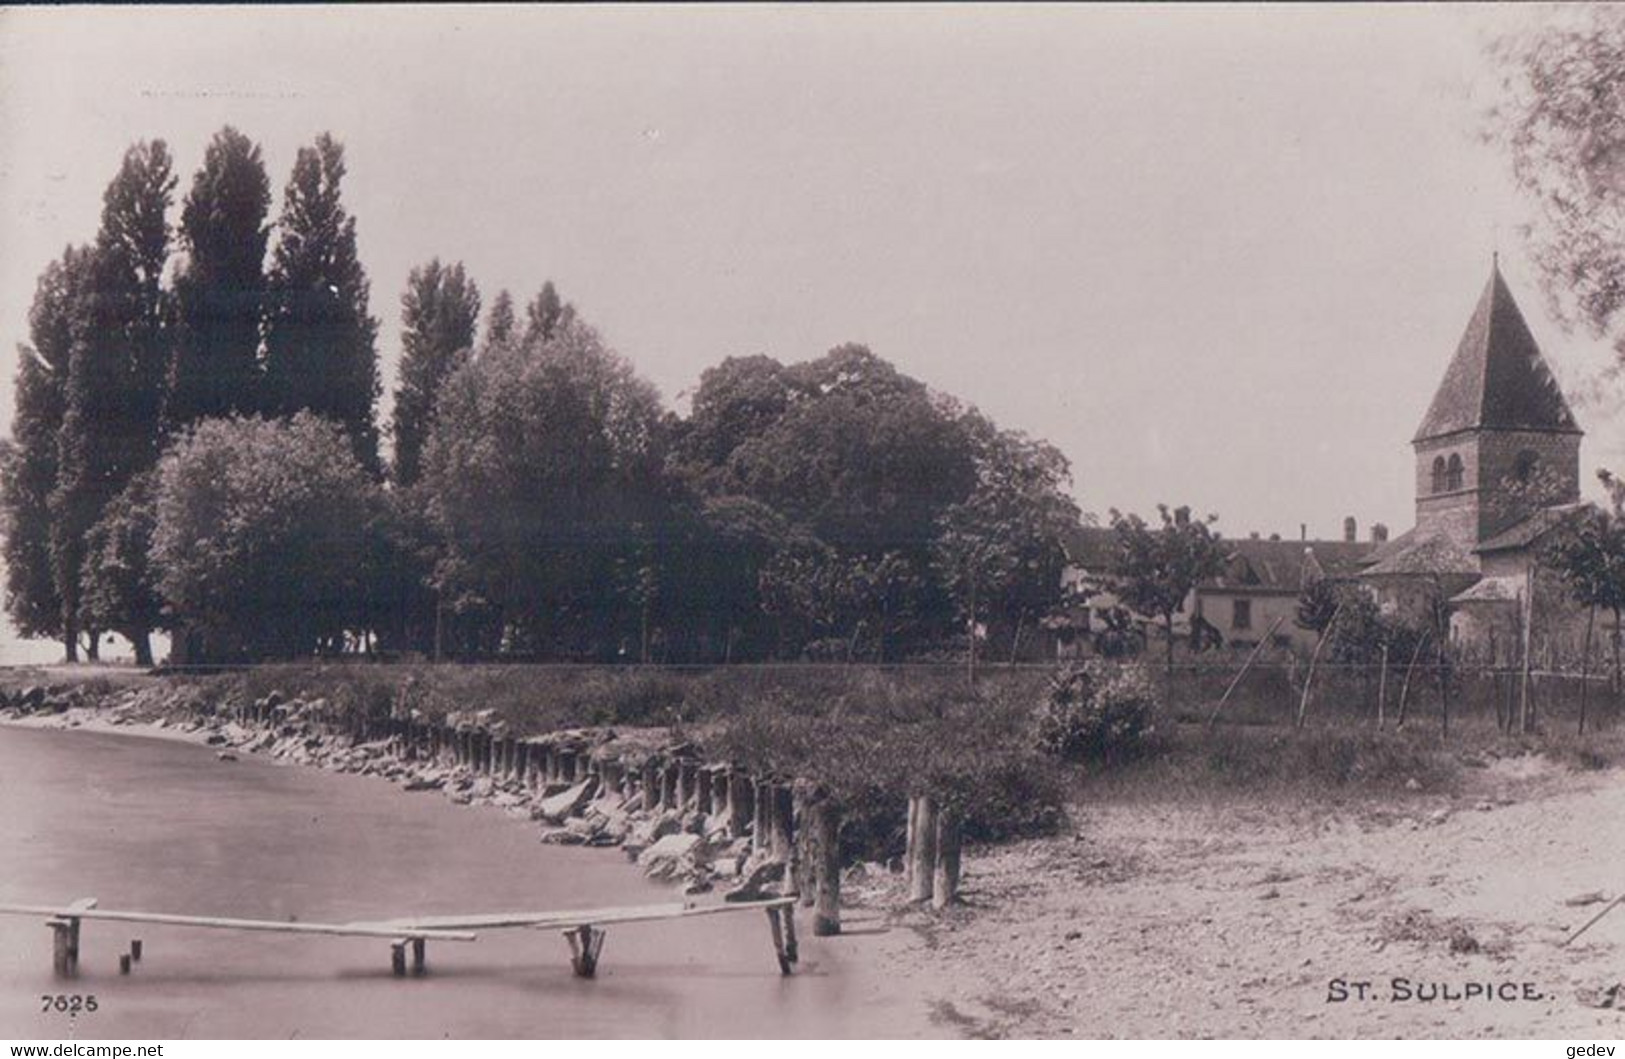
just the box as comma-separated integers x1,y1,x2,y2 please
1414,260,1581,443
1411,263,1582,548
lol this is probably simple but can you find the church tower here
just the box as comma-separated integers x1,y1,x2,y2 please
1412,261,1582,552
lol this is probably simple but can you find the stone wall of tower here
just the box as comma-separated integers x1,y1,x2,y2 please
1413,433,1480,552
1474,429,1580,540
1413,429,1580,548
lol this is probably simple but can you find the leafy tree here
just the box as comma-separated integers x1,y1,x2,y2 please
168,126,271,428
485,289,516,348
1,248,92,653
523,281,572,345
50,141,176,660
934,416,1081,670
151,413,377,661
1545,485,1625,720
671,354,797,490
421,313,667,658
79,469,162,666
391,259,480,486
262,134,381,475
726,345,976,556
1488,10,1625,352
1108,504,1225,672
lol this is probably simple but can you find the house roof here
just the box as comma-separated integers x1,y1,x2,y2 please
1413,262,1581,442
1360,530,1480,578
1473,502,1594,555
1063,525,1374,593
1450,575,1524,606
1207,539,1375,592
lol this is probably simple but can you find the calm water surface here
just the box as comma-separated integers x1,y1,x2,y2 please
0,726,931,1038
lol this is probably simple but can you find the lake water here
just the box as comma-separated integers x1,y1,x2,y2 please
0,725,933,1039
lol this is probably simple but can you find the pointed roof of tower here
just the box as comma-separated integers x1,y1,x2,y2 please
1413,262,1581,442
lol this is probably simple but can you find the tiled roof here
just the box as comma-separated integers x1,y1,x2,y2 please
1450,575,1523,605
1063,525,1374,593
1413,264,1581,442
1361,530,1480,578
1207,539,1375,592
1474,502,1593,555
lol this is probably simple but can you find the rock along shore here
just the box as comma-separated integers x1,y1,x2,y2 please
0,679,848,922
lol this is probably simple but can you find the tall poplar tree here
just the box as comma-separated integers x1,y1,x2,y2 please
262,133,381,475
485,289,516,348
49,141,176,660
391,258,480,486
168,126,271,428
0,247,92,654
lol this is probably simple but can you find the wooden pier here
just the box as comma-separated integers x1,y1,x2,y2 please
0,895,799,980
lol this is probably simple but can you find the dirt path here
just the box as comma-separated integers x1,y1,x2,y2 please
872,759,1625,1038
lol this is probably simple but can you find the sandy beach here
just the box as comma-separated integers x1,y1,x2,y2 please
864,756,1625,1038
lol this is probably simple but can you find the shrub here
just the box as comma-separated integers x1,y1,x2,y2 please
1038,660,1158,763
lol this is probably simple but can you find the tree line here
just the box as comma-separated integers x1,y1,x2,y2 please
1,127,1083,666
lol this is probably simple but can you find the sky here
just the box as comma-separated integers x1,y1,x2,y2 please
1,3,1621,556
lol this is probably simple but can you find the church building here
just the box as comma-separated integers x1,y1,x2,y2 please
1361,260,1594,654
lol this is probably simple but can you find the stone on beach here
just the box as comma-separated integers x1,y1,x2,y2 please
539,777,598,823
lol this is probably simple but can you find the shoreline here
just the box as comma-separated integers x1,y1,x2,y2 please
11,675,1625,1037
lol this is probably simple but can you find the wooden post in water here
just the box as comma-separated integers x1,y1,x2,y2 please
411,936,427,976
661,761,680,812
642,757,662,811
710,768,730,822
812,798,842,935
48,918,79,977
932,805,963,910
729,771,753,839
752,778,771,855
906,795,938,904
564,924,606,978
792,786,814,905
677,760,698,812
771,783,795,865
695,764,714,816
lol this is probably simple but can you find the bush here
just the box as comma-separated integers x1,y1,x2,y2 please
1038,660,1158,763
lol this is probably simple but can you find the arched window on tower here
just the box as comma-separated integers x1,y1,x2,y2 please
1515,449,1540,484
1431,455,1447,494
1445,453,1465,492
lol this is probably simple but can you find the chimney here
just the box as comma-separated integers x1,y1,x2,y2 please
1371,522,1389,543
1300,523,1307,542
1343,516,1357,543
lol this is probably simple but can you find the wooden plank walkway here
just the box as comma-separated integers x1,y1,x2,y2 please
1,895,799,980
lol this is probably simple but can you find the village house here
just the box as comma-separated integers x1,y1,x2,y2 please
1056,260,1611,662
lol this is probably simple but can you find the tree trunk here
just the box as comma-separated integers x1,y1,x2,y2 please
906,795,937,904
1580,604,1596,736
84,629,100,662
131,628,154,668
63,627,78,664
1164,613,1175,676
931,806,963,910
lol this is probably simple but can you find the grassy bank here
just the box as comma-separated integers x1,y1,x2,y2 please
8,659,1621,822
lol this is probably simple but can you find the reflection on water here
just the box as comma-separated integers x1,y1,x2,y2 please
0,727,929,1039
